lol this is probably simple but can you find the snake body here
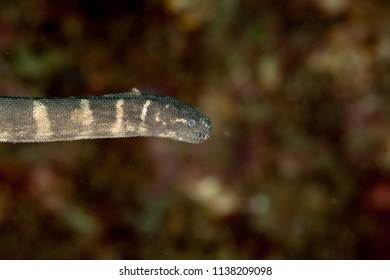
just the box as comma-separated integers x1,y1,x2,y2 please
0,88,211,144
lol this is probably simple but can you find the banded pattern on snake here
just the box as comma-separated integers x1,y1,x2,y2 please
0,88,211,144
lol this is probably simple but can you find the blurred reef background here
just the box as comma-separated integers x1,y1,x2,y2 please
0,0,390,259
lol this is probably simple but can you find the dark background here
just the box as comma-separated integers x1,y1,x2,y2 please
0,0,389,259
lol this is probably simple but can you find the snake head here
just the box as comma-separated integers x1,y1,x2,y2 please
142,95,212,144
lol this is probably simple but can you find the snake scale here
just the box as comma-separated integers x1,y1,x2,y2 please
0,88,211,144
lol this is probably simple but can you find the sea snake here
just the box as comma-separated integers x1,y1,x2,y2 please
0,88,211,144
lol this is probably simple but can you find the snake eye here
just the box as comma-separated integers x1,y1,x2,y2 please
188,119,196,127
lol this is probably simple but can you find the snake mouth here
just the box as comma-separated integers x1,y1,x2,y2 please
202,128,211,141
192,134,209,144
193,119,211,143
201,116,212,141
